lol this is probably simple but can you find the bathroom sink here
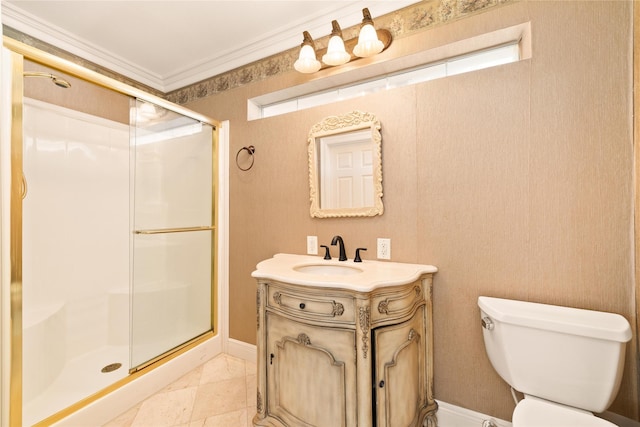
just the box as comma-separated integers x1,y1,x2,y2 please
252,254,438,292
293,264,363,276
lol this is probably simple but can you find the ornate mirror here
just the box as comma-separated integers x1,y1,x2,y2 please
308,111,383,218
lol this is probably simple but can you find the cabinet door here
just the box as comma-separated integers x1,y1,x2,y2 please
266,312,357,427
373,307,427,427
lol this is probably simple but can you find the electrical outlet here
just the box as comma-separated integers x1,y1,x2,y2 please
377,238,391,260
307,236,318,255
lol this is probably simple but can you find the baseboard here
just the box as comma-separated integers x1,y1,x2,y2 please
436,400,511,427
227,338,257,363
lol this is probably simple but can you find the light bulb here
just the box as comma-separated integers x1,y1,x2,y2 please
354,23,384,57
322,21,350,66
322,35,350,66
295,44,321,73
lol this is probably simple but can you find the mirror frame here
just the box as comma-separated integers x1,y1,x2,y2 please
308,111,383,218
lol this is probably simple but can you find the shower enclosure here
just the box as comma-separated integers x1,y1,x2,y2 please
1,40,219,426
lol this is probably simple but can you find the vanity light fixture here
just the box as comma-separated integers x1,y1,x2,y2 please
294,8,392,74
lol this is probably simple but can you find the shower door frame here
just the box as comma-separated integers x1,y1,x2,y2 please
2,36,221,427
2,45,25,427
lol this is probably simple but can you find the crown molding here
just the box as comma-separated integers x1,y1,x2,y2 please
2,1,165,89
2,1,419,93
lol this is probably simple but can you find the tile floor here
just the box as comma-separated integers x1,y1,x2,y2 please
103,354,257,427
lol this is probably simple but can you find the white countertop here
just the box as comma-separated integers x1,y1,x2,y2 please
251,253,437,292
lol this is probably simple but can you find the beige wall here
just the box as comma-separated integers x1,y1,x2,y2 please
24,60,130,123
187,1,638,421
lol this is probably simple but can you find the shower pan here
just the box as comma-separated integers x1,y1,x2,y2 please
1,39,220,426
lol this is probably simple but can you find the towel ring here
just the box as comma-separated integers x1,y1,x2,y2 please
236,145,255,171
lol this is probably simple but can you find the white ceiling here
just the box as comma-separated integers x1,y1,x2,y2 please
2,0,419,92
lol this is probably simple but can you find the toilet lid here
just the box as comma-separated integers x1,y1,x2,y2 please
514,398,618,427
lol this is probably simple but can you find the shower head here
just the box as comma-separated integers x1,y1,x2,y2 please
52,77,71,89
23,71,71,89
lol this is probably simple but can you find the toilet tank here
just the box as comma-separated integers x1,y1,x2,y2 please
478,296,631,413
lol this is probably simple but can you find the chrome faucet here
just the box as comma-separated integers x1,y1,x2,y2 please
331,235,347,261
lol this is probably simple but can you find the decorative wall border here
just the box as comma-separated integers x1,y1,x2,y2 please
166,0,515,104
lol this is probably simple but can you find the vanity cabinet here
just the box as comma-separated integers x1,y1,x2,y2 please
252,255,437,427
374,306,429,426
265,312,357,426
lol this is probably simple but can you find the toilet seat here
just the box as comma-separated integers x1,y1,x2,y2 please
513,397,618,427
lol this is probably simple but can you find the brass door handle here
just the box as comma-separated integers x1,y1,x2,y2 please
134,226,214,235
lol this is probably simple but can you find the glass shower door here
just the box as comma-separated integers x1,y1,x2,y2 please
130,99,214,369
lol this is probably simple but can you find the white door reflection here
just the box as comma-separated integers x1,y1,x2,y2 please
320,129,373,209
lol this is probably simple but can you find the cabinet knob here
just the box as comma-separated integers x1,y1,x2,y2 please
379,380,385,388
299,303,306,309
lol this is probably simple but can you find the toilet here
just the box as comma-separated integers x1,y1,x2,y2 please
478,296,632,427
